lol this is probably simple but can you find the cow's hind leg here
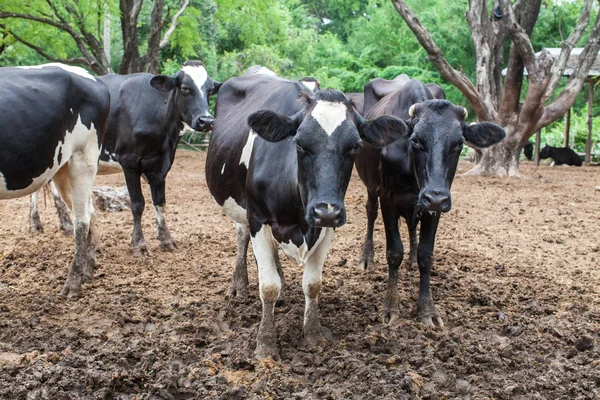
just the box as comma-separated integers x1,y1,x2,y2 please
358,190,378,270
408,222,418,270
29,190,43,232
381,195,403,325
229,222,250,298
49,181,73,236
302,228,334,347
123,169,149,256
416,213,443,327
252,224,282,359
150,180,176,251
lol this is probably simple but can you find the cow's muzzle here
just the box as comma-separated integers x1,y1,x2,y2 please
193,115,215,132
420,189,451,214
310,203,345,228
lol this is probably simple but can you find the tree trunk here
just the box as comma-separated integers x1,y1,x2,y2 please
465,124,523,177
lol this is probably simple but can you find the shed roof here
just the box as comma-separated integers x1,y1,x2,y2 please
501,48,600,76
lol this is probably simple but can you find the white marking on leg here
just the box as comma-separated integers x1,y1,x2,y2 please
221,163,226,174
252,225,282,304
311,101,348,136
221,196,248,225
239,130,257,168
17,63,96,80
154,205,166,228
302,228,334,330
182,65,208,98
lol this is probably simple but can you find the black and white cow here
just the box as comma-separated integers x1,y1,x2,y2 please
355,79,505,326
97,60,221,255
29,181,73,235
206,73,395,357
540,145,583,166
0,63,110,297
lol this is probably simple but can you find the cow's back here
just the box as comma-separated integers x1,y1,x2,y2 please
206,74,307,217
0,66,109,197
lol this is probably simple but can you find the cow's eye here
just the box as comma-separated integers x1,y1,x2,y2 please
410,137,422,150
181,87,192,95
347,140,362,155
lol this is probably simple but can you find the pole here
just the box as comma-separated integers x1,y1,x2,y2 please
564,108,571,148
585,81,594,165
534,129,541,166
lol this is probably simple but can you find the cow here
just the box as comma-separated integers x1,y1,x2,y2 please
299,76,321,92
206,73,397,358
523,141,534,161
96,60,221,256
355,78,505,327
540,145,582,166
345,93,365,115
0,63,110,297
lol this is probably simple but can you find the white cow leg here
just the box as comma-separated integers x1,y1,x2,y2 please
150,180,176,251
302,228,334,347
229,222,250,298
252,224,282,359
49,180,73,236
29,190,43,232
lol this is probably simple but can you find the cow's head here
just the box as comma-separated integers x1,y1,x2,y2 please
248,89,402,228
363,100,505,216
149,60,222,132
540,145,550,159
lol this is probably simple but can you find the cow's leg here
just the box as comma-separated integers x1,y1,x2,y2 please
381,195,403,324
229,222,250,298
49,180,73,236
123,169,149,257
302,228,334,347
54,147,97,297
252,224,282,359
29,190,43,232
408,223,418,270
358,191,378,270
416,213,443,327
149,180,176,251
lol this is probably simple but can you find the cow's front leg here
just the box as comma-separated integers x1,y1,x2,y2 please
123,169,149,257
407,223,418,270
302,228,334,347
252,224,282,359
358,191,378,270
381,195,403,324
229,222,250,298
416,213,443,327
150,180,176,251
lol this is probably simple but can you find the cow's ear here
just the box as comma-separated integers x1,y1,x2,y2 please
359,115,410,148
463,122,506,148
210,81,223,95
248,110,300,142
150,74,179,92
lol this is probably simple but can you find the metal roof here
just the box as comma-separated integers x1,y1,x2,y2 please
501,48,600,76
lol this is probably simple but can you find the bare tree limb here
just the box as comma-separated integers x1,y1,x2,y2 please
499,0,537,78
390,0,493,121
159,0,189,48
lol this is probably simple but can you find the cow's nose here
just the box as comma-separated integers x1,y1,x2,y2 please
193,115,214,131
421,190,451,213
311,203,344,227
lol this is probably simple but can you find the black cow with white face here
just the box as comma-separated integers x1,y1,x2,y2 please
206,73,395,358
98,60,221,256
355,79,505,326
0,63,110,297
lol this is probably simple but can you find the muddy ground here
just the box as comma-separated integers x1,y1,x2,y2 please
0,151,598,399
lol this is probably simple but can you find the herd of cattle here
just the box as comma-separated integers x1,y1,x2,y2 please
1,61,513,357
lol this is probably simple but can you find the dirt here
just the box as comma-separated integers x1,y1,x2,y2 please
1,150,599,399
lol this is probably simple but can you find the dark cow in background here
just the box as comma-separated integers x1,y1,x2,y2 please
523,141,534,161
206,73,395,357
0,63,110,297
98,60,221,256
540,145,583,166
355,78,505,326
346,93,365,115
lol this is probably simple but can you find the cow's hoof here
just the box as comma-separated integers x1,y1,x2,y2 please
60,223,74,237
61,276,83,298
160,241,177,252
302,330,326,349
382,308,400,325
255,342,279,360
417,299,444,328
357,257,374,271
227,280,249,298
82,262,95,283
410,261,418,270
132,244,150,257
30,223,43,233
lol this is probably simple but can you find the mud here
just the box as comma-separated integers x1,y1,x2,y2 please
1,151,598,399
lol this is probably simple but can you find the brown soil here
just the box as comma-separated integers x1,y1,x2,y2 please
1,150,599,399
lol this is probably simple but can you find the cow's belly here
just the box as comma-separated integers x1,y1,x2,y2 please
0,115,97,199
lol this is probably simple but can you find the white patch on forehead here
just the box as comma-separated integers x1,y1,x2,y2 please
301,81,317,92
310,101,348,136
222,196,248,225
182,65,208,98
239,130,257,168
18,63,96,80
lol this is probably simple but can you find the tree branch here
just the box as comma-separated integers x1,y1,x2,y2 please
390,0,493,121
159,0,189,48
498,0,537,78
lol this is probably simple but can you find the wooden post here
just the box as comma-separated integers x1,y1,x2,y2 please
585,81,594,165
564,108,571,147
534,129,541,166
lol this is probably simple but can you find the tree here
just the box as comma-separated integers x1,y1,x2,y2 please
0,0,190,74
391,0,600,176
